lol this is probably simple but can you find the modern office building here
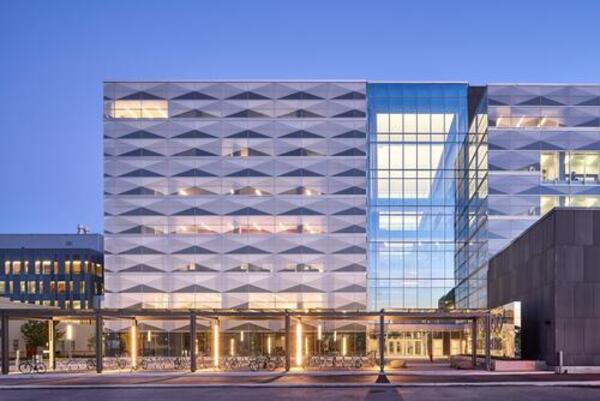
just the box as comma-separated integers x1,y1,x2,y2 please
103,81,368,310
0,234,104,309
458,84,600,308
103,81,600,314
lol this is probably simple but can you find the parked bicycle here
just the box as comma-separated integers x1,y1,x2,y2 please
86,358,97,370
248,355,280,371
19,356,46,374
174,356,190,370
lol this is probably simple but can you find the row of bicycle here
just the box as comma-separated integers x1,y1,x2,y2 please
15,353,379,374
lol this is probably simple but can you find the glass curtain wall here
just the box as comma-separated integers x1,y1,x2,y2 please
454,87,489,309
367,83,468,309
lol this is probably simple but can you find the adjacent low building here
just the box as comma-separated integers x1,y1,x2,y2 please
488,208,600,367
0,234,104,309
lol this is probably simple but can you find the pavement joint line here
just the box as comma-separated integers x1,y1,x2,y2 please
0,370,556,379
1,382,600,390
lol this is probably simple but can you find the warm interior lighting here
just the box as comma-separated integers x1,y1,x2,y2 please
333,330,337,342
66,324,73,341
230,338,235,356
295,321,302,367
304,337,309,356
267,336,272,355
213,321,219,368
110,100,168,119
240,330,244,342
342,336,347,356
147,330,152,343
317,324,322,341
130,322,137,369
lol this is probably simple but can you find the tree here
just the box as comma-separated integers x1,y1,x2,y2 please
20,320,64,357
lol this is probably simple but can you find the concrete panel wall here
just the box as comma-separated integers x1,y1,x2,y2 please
489,208,600,366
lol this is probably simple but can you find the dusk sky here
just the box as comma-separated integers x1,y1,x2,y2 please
1,0,599,234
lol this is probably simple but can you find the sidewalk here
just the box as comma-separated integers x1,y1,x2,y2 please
1,369,600,389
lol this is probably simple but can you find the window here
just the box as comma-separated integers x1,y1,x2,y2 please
0,282,4,294
541,152,559,182
57,281,66,295
12,261,21,275
72,260,81,275
64,260,71,275
4,261,10,275
42,261,52,275
541,151,600,184
109,100,168,119
28,282,36,293
541,195,600,215
35,261,41,275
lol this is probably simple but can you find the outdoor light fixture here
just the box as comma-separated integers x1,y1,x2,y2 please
317,324,322,341
295,320,302,367
213,320,219,368
66,324,73,341
267,336,272,355
131,321,137,369
304,337,309,356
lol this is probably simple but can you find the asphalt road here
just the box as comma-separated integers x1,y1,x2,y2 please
2,371,600,386
1,387,600,401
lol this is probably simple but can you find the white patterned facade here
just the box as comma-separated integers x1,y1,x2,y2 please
103,81,368,310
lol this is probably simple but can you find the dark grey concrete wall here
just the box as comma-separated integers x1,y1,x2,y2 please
488,208,600,366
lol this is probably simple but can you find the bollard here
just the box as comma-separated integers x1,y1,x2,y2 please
555,350,563,374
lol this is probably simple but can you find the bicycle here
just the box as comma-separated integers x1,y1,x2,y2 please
249,355,276,371
19,357,47,374
174,356,190,370
86,358,97,370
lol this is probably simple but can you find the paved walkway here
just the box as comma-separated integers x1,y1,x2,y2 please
1,369,600,388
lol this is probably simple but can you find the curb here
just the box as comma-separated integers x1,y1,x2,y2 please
1,381,600,390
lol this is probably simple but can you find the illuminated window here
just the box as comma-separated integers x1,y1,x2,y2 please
20,282,26,293
64,260,71,275
72,260,81,275
57,281,66,294
109,100,168,119
541,152,559,182
541,151,600,184
28,282,36,293
0,282,4,294
4,261,10,275
379,212,421,231
35,261,41,275
12,261,21,274
42,261,51,275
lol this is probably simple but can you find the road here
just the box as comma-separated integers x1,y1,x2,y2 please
1,386,600,401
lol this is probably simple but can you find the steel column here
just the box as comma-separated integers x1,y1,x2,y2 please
484,313,492,371
1,313,8,375
471,318,478,368
378,311,385,373
284,311,291,371
95,311,103,373
190,312,197,372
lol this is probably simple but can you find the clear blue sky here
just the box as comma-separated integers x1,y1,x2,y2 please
1,0,599,234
